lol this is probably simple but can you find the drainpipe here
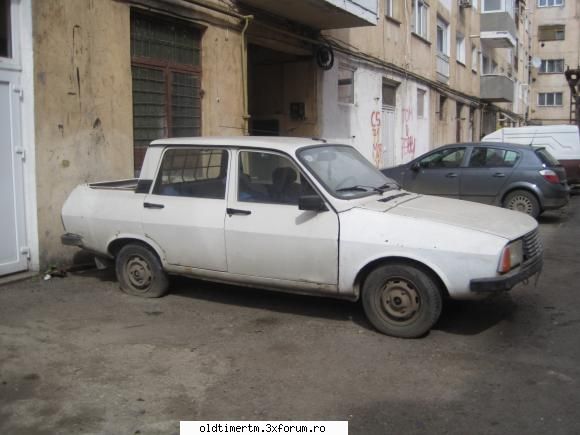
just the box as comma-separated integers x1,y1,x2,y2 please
241,15,253,135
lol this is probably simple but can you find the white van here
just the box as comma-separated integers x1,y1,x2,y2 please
482,125,580,184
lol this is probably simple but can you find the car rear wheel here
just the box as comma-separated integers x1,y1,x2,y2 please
116,244,169,298
503,190,540,218
362,263,443,338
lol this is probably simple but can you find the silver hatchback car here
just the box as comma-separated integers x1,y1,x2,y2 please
381,142,570,218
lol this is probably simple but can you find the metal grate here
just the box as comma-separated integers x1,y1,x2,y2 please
523,229,542,262
171,72,201,137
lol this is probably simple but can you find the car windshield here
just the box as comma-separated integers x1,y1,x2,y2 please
298,145,398,199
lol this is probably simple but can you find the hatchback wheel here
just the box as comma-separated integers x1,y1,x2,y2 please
503,190,540,218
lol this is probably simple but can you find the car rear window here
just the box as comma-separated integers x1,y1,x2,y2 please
535,148,560,167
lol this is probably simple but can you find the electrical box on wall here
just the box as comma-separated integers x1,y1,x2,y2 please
290,102,306,120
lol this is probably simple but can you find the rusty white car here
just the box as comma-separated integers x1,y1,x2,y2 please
61,137,543,338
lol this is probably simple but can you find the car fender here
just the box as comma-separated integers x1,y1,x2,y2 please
497,181,544,207
105,233,168,265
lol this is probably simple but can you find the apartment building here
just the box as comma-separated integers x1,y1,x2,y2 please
478,0,532,133
322,0,483,167
529,0,580,125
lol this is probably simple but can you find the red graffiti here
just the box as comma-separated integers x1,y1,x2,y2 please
371,111,383,167
401,108,416,159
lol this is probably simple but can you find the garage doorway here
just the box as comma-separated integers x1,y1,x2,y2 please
247,43,317,137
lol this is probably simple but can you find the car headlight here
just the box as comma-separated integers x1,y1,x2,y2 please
498,239,524,273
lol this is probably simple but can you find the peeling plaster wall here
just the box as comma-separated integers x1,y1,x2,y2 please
33,0,133,265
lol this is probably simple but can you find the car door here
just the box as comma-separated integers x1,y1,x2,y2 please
141,147,229,271
224,149,339,287
460,146,519,204
404,147,466,197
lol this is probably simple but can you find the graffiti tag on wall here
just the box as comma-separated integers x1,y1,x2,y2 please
371,111,383,168
401,108,416,160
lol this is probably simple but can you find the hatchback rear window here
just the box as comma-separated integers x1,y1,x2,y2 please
535,148,560,166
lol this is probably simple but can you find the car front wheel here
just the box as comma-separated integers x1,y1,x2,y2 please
362,263,443,338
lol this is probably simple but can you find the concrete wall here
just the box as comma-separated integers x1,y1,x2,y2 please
33,0,134,264
32,0,246,265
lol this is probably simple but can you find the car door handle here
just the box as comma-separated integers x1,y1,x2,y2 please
226,208,252,216
144,202,165,209
493,173,506,178
445,173,458,178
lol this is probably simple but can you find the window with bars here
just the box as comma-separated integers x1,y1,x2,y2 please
131,11,202,172
538,0,563,7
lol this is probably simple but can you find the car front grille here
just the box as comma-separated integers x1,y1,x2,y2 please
523,228,542,262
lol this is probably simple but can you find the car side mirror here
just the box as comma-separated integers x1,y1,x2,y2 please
411,162,421,171
299,195,328,212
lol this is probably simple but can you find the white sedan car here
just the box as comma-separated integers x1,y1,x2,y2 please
62,137,543,338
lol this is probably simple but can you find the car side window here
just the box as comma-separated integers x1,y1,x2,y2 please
153,148,228,199
468,148,520,168
419,148,465,169
238,151,315,205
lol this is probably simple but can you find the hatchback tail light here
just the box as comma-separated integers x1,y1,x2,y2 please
539,169,560,184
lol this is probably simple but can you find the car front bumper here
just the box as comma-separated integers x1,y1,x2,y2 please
470,255,543,293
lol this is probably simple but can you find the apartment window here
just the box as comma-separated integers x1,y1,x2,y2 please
471,45,478,72
538,92,563,106
436,19,449,55
482,0,515,15
338,66,355,104
0,0,10,58
412,0,429,39
385,0,394,17
417,89,426,118
131,11,202,172
540,59,565,73
439,95,447,121
538,25,565,41
456,33,466,64
382,81,397,107
538,0,563,7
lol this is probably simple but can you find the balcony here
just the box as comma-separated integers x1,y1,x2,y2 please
237,0,378,29
480,75,514,102
436,53,450,84
480,2,517,48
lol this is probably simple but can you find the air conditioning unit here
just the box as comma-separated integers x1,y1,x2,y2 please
459,0,473,8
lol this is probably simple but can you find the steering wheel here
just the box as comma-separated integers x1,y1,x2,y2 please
335,176,357,190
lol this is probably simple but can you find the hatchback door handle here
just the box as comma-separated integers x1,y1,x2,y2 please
144,202,165,209
445,173,458,178
493,173,506,178
227,208,252,216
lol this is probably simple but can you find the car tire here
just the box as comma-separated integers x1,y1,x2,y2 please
361,263,443,338
116,243,169,298
503,190,540,218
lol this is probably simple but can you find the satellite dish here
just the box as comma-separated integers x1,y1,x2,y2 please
531,57,542,68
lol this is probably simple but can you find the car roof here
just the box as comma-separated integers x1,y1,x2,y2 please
439,142,535,150
150,136,329,153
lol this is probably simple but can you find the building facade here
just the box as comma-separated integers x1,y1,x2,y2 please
529,0,580,125
1,0,549,274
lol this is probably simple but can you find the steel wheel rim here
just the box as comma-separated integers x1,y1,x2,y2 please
508,195,533,215
125,255,152,291
379,278,421,324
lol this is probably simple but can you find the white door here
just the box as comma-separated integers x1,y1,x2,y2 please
381,107,396,168
0,69,28,275
141,147,229,271
225,150,339,286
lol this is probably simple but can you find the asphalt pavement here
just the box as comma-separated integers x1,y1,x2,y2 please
1,197,579,435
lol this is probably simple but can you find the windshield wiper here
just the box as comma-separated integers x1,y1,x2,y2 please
336,183,400,194
335,185,370,193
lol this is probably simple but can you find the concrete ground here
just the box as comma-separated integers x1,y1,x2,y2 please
1,198,579,435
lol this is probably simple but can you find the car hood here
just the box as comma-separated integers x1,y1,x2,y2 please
356,192,537,240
